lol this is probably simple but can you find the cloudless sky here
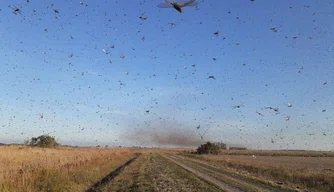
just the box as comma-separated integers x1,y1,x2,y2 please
0,0,333,150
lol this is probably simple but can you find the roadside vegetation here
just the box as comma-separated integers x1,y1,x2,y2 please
0,145,137,192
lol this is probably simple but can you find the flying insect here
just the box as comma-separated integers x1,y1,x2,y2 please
157,0,197,13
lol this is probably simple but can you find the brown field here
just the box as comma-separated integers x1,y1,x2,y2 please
1,146,333,192
218,149,334,157
0,146,137,192
181,153,334,191
205,155,334,171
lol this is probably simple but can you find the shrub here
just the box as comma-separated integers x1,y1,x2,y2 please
28,135,60,148
196,142,221,155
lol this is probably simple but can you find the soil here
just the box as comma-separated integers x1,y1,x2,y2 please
93,151,300,192
165,154,297,192
97,152,222,192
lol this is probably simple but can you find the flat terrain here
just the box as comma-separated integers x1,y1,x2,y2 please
204,155,334,171
98,152,222,192
0,146,137,192
1,146,333,192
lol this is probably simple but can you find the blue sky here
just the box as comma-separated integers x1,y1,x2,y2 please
0,0,333,150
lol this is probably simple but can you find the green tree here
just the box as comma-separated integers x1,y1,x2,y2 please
28,135,60,148
196,142,221,155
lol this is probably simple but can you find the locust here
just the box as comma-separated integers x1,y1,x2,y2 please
158,0,197,13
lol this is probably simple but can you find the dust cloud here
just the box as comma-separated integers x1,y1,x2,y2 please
123,127,204,148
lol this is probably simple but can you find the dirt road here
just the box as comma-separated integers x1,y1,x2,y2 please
90,152,298,192
97,152,222,192
164,154,297,192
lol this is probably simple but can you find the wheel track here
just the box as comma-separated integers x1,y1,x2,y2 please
85,153,141,192
175,156,289,192
163,154,296,192
163,155,245,192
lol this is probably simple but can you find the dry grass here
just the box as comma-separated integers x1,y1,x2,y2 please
213,155,334,171
184,153,334,191
0,146,137,192
218,149,334,157
3,146,332,191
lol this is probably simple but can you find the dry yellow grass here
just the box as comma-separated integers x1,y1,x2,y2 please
0,146,137,192
218,149,334,157
184,153,334,191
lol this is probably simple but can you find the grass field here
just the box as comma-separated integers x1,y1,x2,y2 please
0,146,137,192
182,152,334,191
1,146,333,192
217,149,334,157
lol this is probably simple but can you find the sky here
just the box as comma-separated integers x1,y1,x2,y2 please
0,0,333,150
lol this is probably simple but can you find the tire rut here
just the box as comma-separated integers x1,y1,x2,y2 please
163,155,245,192
174,156,289,192
85,153,141,192
143,153,223,192
164,154,295,192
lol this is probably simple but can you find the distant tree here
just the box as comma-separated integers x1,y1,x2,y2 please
196,142,221,155
0,143,6,146
28,135,59,148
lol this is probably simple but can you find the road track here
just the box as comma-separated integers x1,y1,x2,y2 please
86,152,297,192
85,154,140,192
163,154,296,192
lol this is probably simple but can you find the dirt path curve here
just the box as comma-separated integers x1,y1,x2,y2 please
163,154,296,192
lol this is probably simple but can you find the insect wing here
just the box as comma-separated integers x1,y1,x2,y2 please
179,0,198,7
157,0,172,8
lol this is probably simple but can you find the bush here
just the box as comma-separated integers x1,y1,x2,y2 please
215,142,227,149
196,142,221,155
28,135,60,148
